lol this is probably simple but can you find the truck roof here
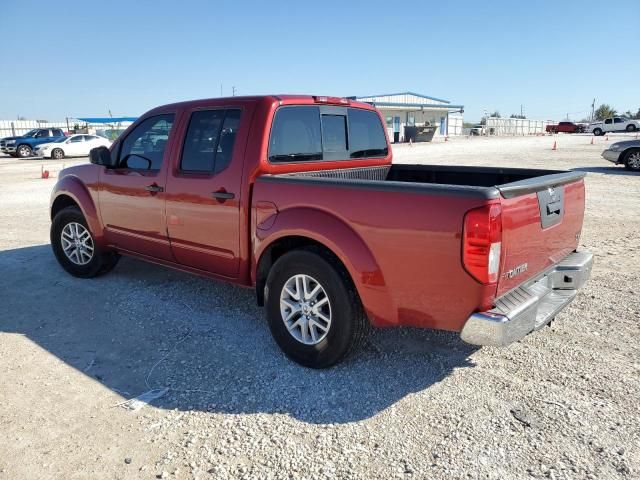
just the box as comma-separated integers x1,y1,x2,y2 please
146,95,377,114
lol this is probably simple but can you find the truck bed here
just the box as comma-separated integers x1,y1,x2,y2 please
278,164,585,200
254,164,586,330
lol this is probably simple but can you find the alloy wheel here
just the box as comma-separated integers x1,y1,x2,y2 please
61,222,94,265
627,151,640,170
279,274,332,345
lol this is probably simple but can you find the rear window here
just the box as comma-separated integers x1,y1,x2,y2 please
269,106,387,163
269,106,322,162
347,108,388,159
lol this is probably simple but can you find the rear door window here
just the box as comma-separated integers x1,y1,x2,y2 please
180,109,241,173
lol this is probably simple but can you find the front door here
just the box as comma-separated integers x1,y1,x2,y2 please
64,135,86,156
164,107,246,278
99,114,175,260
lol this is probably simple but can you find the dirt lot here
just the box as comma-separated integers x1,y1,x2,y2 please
1,133,638,480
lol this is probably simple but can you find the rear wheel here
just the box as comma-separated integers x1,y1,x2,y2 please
624,149,640,171
51,206,120,278
626,124,637,132
17,144,32,158
52,148,65,159
265,248,369,368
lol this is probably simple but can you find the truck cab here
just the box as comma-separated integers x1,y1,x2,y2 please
0,128,66,157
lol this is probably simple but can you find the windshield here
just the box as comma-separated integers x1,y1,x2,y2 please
53,137,68,143
22,129,39,137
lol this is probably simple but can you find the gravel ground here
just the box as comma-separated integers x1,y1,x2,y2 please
0,133,638,479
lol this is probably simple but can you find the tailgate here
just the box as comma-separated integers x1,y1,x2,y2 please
496,172,586,297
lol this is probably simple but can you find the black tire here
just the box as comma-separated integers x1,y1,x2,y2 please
593,128,603,136
626,124,637,132
51,206,120,278
17,144,32,158
52,148,65,159
265,248,369,368
623,149,640,172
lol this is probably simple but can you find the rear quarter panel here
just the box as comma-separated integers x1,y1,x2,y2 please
253,178,495,331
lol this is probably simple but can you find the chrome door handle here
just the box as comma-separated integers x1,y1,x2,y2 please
211,191,235,200
145,184,164,193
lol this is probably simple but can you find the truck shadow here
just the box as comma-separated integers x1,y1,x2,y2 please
0,245,478,424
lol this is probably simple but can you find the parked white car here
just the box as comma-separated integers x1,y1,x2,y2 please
587,117,640,136
34,134,112,159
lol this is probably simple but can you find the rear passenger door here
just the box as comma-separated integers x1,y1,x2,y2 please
613,117,625,131
164,106,248,278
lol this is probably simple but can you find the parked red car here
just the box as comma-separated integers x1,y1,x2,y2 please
546,122,583,134
50,95,593,367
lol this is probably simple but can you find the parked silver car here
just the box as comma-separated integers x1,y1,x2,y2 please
602,140,640,171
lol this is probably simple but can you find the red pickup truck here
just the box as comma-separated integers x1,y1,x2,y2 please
546,122,583,134
50,95,593,368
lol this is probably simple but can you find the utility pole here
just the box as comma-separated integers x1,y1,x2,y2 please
232,86,236,97
220,84,223,96
520,104,523,118
591,98,596,122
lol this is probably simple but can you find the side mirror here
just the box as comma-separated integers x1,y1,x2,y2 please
89,146,115,168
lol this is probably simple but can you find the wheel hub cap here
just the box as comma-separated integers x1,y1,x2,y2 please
280,274,332,345
61,222,94,265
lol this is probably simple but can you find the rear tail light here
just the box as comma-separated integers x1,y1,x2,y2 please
463,204,502,284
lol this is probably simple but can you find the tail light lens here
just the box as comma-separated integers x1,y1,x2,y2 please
463,204,502,284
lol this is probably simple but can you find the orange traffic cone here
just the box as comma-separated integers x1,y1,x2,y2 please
41,166,50,179
552,141,557,151
590,137,594,145
605,135,609,141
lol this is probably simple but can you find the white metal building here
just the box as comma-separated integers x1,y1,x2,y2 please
353,92,464,143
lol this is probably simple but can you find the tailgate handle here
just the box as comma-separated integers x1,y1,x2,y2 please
546,200,562,215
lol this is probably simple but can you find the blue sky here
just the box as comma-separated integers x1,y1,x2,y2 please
2,0,638,122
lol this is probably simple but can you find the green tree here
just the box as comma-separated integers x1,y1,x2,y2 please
594,104,617,120
510,114,526,119
490,111,501,118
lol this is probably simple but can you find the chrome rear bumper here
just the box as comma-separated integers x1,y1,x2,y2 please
460,251,593,346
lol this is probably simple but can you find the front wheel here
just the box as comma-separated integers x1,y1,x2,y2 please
51,206,120,278
17,144,32,158
265,248,369,368
51,148,65,159
624,149,640,171
593,128,603,136
626,124,637,132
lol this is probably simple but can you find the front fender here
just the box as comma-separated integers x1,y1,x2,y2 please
51,173,106,247
254,207,397,327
